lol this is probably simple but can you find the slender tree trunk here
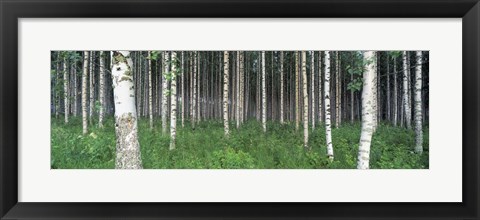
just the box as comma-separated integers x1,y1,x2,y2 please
192,51,197,129
190,53,193,122
335,52,339,128
73,60,78,117
148,51,153,130
162,51,170,133
295,51,299,131
280,51,284,124
236,51,240,128
256,53,261,121
181,52,185,128
55,53,60,118
350,53,354,122
82,52,89,135
324,51,334,160
376,52,381,124
170,52,178,150
63,55,69,124
89,51,95,119
197,53,201,123
99,51,105,128
357,51,376,169
302,51,309,149
386,53,391,122
393,57,398,126
310,51,315,130
318,52,322,123
239,51,244,123
111,51,142,169
372,53,378,132
223,51,230,136
335,52,341,127
414,51,423,154
403,51,412,129
262,51,267,133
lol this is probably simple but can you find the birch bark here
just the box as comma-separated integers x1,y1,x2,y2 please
111,51,142,169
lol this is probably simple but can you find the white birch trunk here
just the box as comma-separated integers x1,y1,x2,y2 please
73,61,78,117
310,51,315,130
335,52,340,128
63,56,69,124
357,51,376,169
192,51,197,129
162,51,169,134
89,52,94,119
386,54,391,122
372,54,378,132
393,57,398,126
223,51,230,136
170,52,178,150
403,51,412,129
414,51,423,154
302,51,309,149
280,51,284,124
236,51,240,128
181,52,185,128
98,51,105,128
324,51,334,160
82,52,89,135
295,51,300,131
262,51,267,133
239,51,244,123
111,51,142,169
318,52,322,123
148,51,153,130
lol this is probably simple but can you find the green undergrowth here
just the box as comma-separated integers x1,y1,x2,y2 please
51,117,429,169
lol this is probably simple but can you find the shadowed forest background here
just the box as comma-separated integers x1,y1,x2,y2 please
51,51,429,169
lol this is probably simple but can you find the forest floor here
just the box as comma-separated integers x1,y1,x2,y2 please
51,117,429,169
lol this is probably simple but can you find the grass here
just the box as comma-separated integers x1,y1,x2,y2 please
51,116,429,169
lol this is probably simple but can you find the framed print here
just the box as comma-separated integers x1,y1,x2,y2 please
1,0,479,219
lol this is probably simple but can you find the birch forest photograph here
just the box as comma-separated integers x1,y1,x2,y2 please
51,51,429,169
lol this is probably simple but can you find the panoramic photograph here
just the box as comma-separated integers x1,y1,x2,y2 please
50,50,429,169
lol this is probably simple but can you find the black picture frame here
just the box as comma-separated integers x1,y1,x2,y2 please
1,0,478,219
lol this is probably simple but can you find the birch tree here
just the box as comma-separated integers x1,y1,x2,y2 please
170,52,178,150
236,51,240,128
192,51,197,129
98,51,106,128
239,51,245,123
162,51,170,134
318,52,322,123
262,51,267,133
181,52,185,128
335,52,340,128
386,53,390,122
295,51,299,131
89,52,95,119
148,51,153,130
73,59,78,117
63,54,69,124
403,51,412,129
223,51,230,136
81,52,89,135
280,51,284,124
324,51,334,160
357,51,376,169
372,53,378,132
393,56,398,126
302,51,309,149
310,51,315,130
111,51,142,169
414,51,423,154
